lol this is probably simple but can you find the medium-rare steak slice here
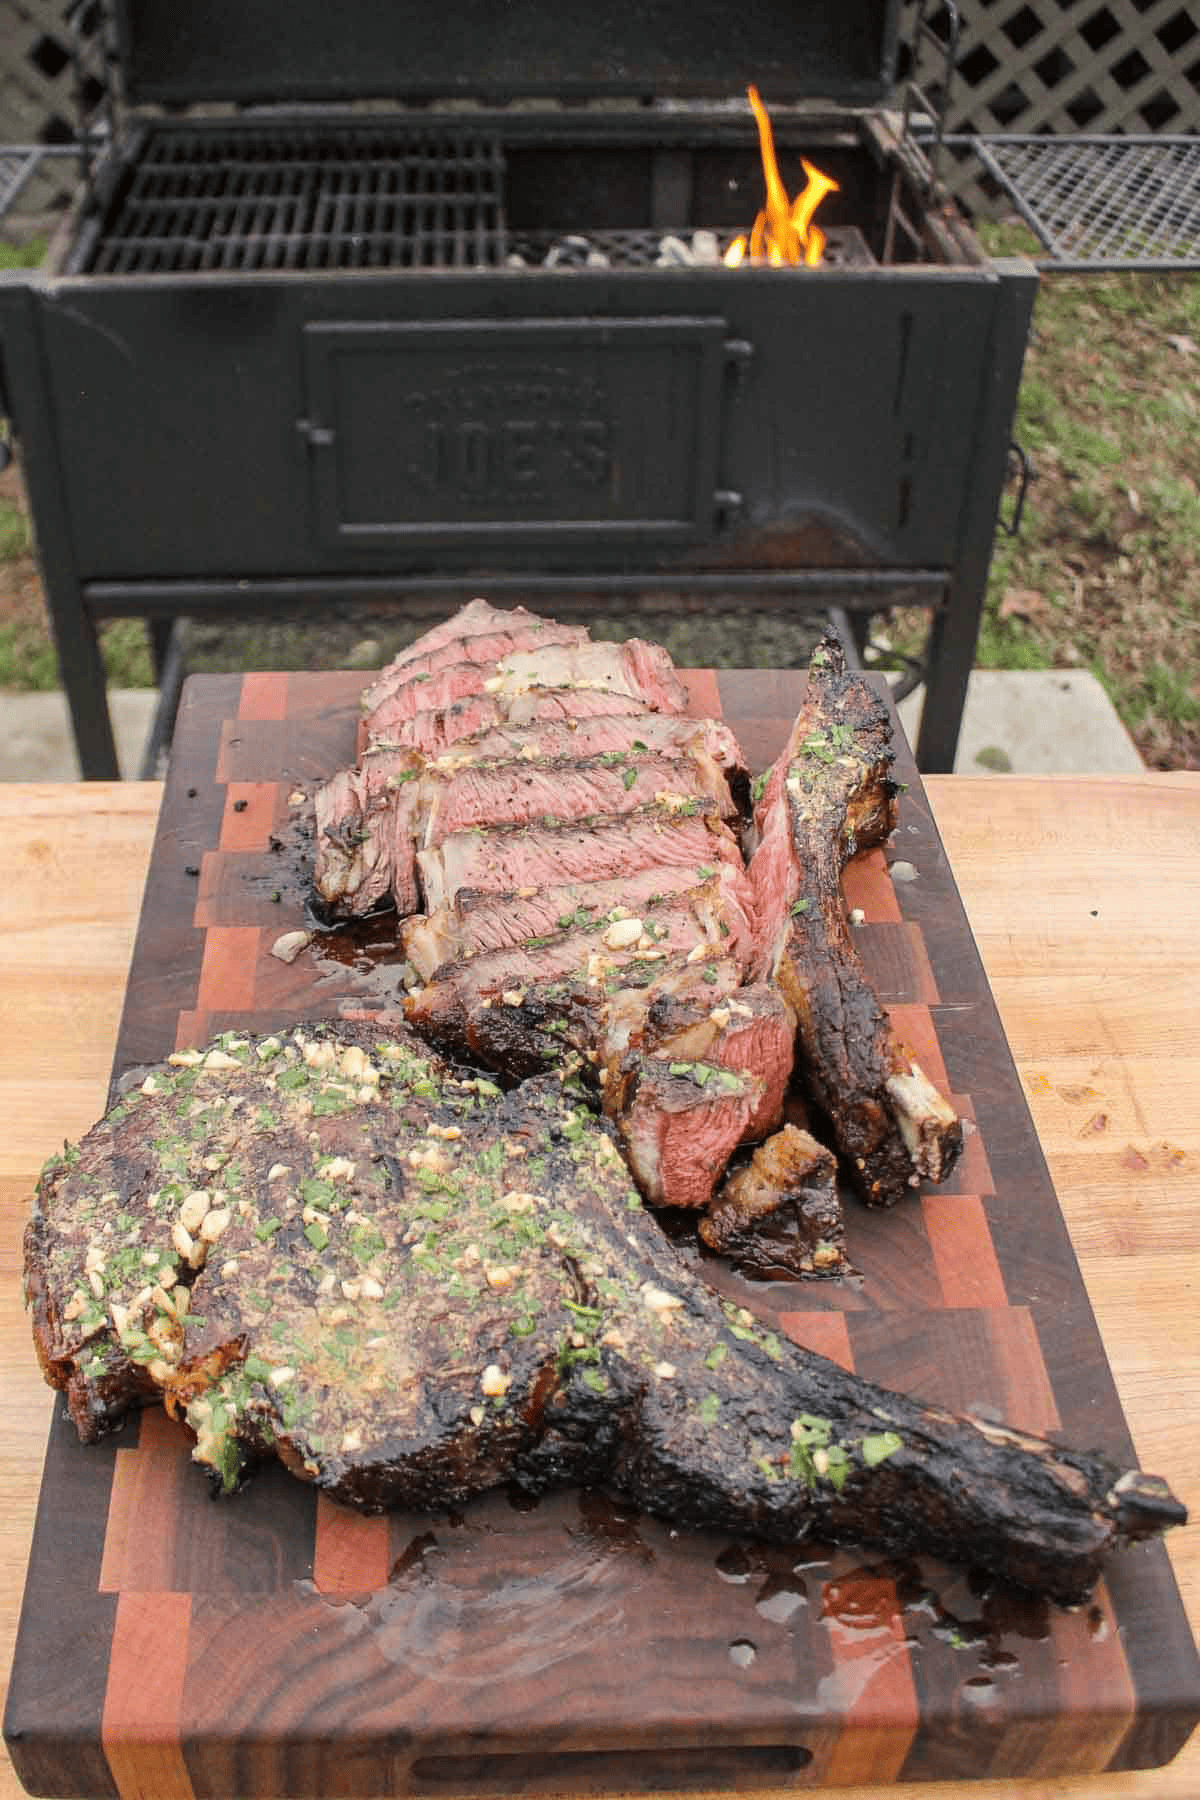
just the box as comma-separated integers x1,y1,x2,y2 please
427,713,747,785
374,686,659,758
26,1020,1186,1603
700,1125,850,1277
417,802,745,913
405,884,753,1058
489,639,689,715
417,745,738,846
749,638,963,1206
312,746,423,918
402,864,746,981
365,636,687,745
364,597,556,685
361,615,590,718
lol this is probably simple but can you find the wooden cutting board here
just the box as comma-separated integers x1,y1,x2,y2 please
6,669,1198,1799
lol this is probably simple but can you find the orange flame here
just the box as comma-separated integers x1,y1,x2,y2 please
724,85,840,268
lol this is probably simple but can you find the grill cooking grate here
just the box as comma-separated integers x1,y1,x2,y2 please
952,135,1200,272
84,124,877,274
87,124,509,273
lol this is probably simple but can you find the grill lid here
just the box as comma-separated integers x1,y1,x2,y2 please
114,0,899,109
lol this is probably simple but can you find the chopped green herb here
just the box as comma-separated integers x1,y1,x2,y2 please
255,1216,283,1241
861,1430,902,1467
790,897,811,916
622,767,638,791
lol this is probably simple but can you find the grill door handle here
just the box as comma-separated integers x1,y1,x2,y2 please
296,418,335,450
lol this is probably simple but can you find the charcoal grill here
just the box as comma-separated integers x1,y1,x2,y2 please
0,0,1036,777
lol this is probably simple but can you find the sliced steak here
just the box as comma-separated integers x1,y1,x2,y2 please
312,746,423,918
610,1056,769,1211
490,639,689,714
700,1125,849,1277
406,886,751,1058
417,745,737,847
377,686,662,757
403,863,752,982
748,637,963,1206
417,803,745,913
362,616,590,718
617,983,796,1147
425,713,746,781
27,1019,1186,1603
365,596,550,682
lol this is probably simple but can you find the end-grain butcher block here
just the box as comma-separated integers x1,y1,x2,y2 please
25,1019,1186,1603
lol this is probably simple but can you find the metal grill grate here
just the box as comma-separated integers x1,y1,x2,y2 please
85,124,509,273
955,134,1200,270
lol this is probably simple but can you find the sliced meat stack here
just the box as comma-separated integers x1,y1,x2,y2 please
311,600,961,1247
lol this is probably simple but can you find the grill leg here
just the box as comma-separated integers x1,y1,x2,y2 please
147,615,177,684
0,277,121,779
915,258,1038,773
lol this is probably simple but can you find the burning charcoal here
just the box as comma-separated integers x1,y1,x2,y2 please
543,235,594,269
656,235,695,267
690,230,721,265
504,252,528,268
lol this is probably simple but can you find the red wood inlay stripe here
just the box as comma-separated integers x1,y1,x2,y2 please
312,1494,392,1594
100,1410,187,1594
922,1193,1008,1309
991,1305,1061,1437
886,1003,951,1090
948,1101,996,1198
842,848,902,924
238,673,290,721
102,1591,194,1800
776,1312,854,1369
195,925,261,1015
174,1009,210,1053
820,1571,919,1785
217,782,280,853
1021,1580,1138,1777
682,668,722,720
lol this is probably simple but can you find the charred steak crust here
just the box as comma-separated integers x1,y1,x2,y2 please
748,638,964,1205
26,1020,1186,1602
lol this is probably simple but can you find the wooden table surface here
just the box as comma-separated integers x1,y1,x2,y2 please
1,772,1197,1800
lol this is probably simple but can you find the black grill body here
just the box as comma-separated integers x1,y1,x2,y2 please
0,4,1036,777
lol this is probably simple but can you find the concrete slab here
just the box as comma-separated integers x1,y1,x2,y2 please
0,666,1143,782
0,689,158,782
898,668,1143,775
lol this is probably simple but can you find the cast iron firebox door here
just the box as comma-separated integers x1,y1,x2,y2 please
298,316,741,552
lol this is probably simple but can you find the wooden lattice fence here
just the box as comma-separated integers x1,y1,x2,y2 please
2,0,1198,220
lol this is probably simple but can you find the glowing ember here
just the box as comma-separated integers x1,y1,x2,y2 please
724,85,840,268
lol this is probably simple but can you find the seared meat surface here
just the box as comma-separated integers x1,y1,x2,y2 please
748,637,963,1205
25,1021,1186,1603
700,1125,850,1277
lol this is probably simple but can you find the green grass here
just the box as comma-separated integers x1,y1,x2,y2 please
0,499,30,560
889,220,1200,767
0,236,47,271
